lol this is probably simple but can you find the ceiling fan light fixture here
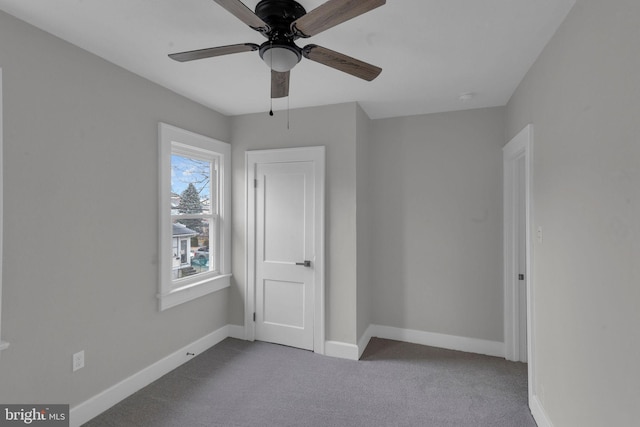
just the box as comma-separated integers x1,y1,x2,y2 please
260,45,301,72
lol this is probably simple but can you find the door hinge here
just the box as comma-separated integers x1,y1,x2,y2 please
253,312,256,322
518,274,525,281
254,179,258,188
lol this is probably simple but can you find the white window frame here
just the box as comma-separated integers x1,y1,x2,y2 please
158,123,231,311
0,68,7,355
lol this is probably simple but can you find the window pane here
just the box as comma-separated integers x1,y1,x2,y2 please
172,220,212,280
171,154,212,215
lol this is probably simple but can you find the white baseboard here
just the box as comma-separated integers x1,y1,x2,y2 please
365,325,505,358
70,325,231,427
357,324,375,358
530,395,553,427
329,323,504,361
324,340,359,360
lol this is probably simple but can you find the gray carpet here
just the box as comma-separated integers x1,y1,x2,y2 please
83,338,535,427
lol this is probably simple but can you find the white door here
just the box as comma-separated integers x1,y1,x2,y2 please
503,125,532,364
246,147,325,352
516,156,528,362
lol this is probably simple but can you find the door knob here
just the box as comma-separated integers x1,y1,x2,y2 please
296,260,311,267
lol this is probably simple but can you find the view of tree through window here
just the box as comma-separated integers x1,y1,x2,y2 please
171,154,217,279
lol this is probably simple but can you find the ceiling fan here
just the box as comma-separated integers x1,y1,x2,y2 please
169,0,385,99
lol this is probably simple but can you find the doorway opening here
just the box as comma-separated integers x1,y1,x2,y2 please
503,124,534,398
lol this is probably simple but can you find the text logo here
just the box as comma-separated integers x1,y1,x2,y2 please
0,405,68,426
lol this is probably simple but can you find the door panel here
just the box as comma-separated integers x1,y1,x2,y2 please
263,172,306,262
263,279,305,328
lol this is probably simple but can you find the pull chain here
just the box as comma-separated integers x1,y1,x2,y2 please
269,40,274,116
265,40,290,128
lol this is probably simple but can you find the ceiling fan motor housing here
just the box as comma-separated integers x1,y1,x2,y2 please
256,0,307,70
255,0,307,37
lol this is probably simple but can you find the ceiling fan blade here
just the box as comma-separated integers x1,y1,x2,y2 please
271,70,290,98
169,43,259,62
291,0,385,38
212,0,270,33
303,45,382,81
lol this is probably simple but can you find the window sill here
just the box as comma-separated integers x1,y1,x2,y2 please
158,273,231,311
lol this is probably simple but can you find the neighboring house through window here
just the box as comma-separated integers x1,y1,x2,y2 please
172,223,198,276
158,123,231,310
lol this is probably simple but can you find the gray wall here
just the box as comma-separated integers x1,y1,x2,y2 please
229,103,360,344
0,11,230,405
356,105,373,341
506,0,640,425
369,108,506,342
229,104,507,347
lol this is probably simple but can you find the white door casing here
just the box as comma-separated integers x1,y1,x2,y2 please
245,147,325,353
503,124,534,398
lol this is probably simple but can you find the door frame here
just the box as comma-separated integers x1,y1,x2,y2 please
503,124,534,395
244,146,325,354
503,124,535,356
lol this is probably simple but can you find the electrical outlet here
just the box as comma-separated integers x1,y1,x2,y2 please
72,350,85,372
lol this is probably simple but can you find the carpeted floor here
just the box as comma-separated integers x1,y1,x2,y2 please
83,338,535,427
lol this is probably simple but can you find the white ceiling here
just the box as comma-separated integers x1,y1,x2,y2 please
0,0,575,119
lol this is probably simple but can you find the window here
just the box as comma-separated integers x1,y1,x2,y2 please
158,123,231,310
170,152,217,278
